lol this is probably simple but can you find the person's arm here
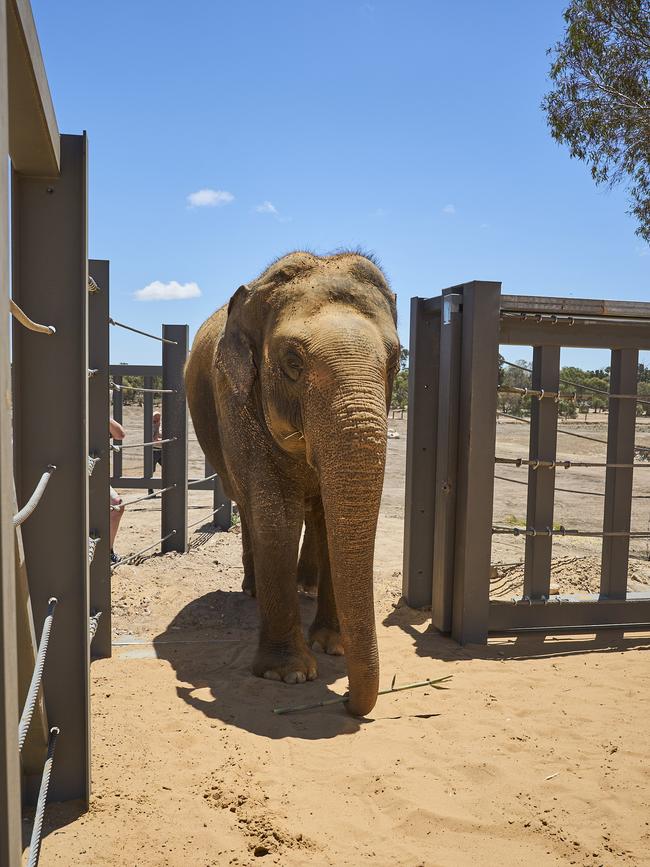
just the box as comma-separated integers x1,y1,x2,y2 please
109,418,126,440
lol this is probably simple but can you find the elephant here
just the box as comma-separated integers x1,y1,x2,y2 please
184,251,399,716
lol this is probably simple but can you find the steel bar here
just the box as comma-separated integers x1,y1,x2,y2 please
143,376,154,481
493,526,650,538
497,411,650,455
111,382,175,394
161,324,188,552
500,294,650,320
109,317,177,344
26,726,59,867
110,485,176,510
494,474,650,498
12,133,90,805
9,298,55,334
489,595,650,631
187,504,224,530
432,290,461,630
18,597,56,751
498,384,576,401
524,346,560,601
111,375,123,480
109,363,162,378
495,457,650,469
12,465,56,526
501,310,650,327
402,297,441,607
187,472,218,488
601,349,639,599
111,437,176,451
452,282,501,644
88,259,111,658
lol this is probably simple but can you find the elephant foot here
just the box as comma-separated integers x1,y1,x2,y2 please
253,643,318,684
309,624,344,656
241,572,256,597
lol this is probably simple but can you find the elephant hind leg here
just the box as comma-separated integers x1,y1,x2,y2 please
240,512,256,597
297,503,319,598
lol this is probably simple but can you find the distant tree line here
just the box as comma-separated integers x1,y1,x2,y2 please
110,375,163,407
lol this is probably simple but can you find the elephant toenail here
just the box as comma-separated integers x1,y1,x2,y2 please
284,671,306,684
263,670,282,681
327,645,344,656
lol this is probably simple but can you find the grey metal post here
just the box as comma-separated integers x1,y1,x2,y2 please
162,324,188,553
523,345,560,600
402,297,441,607
431,290,462,632
88,259,111,659
601,348,639,599
111,376,123,481
12,134,90,804
204,457,232,530
451,282,501,645
0,0,22,853
143,377,153,481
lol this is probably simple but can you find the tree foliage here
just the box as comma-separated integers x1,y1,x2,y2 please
543,0,650,240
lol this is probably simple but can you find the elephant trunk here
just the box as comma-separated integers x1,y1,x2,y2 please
307,377,387,716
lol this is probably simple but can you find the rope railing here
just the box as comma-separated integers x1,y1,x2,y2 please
88,536,100,565
495,456,650,470
110,484,176,510
13,466,56,527
87,368,98,378
89,612,102,643
187,472,218,488
26,726,59,867
109,317,177,345
111,382,175,394
493,525,650,539
87,455,101,476
110,436,176,452
494,473,650,499
501,310,650,327
19,597,57,752
88,275,101,293
10,299,56,335
499,358,650,408
187,504,224,530
498,384,577,402
111,529,177,569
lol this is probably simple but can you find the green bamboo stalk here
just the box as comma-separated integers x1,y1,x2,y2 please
272,675,452,715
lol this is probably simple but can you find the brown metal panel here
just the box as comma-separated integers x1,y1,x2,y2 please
111,375,123,481
110,477,162,490
109,364,163,378
402,298,440,607
0,0,22,851
500,295,650,319
12,133,90,804
88,260,110,659
490,595,650,631
431,290,462,632
600,349,639,599
161,325,188,553
523,346,560,600
143,377,154,481
499,320,650,350
6,0,59,175
451,282,501,645
202,458,232,529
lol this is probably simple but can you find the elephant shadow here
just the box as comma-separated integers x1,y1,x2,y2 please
153,589,364,739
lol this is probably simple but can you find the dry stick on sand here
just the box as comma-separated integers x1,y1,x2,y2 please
272,675,453,715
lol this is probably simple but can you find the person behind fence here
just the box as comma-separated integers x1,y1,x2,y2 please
148,410,163,495
109,417,126,564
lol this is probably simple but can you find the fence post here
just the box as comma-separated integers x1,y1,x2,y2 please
402,297,441,607
204,458,232,530
451,281,501,645
162,324,188,552
111,375,123,481
143,377,154,482
12,133,91,804
0,0,22,851
601,348,639,599
523,345,560,601
431,289,462,632
88,259,111,659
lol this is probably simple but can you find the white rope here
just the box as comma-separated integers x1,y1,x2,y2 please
19,598,57,752
89,611,102,643
87,455,100,477
26,727,59,867
10,299,56,335
13,466,56,527
88,536,100,565
111,382,175,394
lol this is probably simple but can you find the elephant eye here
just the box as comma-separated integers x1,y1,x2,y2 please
281,350,303,382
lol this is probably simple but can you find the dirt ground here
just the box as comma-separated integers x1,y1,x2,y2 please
31,409,650,866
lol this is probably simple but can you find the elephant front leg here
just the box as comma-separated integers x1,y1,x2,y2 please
308,499,344,656
251,517,318,684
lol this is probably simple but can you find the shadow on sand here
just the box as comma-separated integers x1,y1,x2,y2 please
382,600,650,662
153,588,367,740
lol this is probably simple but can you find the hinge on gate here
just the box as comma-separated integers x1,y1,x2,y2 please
442,293,461,325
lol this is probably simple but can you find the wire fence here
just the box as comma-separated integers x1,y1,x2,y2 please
109,317,177,345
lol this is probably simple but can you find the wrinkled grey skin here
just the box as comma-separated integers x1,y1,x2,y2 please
185,251,399,716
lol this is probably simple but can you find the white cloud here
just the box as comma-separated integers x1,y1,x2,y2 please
187,188,234,208
442,204,456,215
134,280,202,301
255,201,279,215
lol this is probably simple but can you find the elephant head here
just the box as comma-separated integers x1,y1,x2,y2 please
218,251,399,715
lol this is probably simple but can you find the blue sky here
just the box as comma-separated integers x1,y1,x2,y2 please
33,0,648,369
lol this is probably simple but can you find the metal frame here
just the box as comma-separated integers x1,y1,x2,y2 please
12,133,91,803
404,284,650,644
161,325,188,553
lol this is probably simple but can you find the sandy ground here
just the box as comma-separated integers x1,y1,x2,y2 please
29,410,650,866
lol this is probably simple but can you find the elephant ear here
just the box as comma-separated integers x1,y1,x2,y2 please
216,284,257,403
